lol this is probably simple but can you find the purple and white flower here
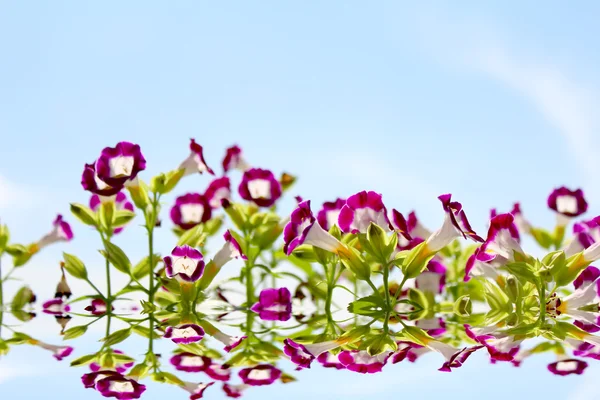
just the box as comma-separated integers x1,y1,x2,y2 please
170,193,212,230
465,325,521,362
38,341,73,361
82,371,122,389
37,215,74,250
415,260,446,294
548,187,588,222
181,381,214,399
396,211,431,249
205,364,231,381
338,191,390,234
546,279,599,324
338,350,391,374
565,217,600,257
251,288,292,321
238,168,282,207
317,352,346,369
43,298,71,315
425,194,484,253
179,139,215,177
547,357,588,376
212,331,247,353
416,318,447,337
171,352,212,372
283,200,345,255
95,374,146,399
316,198,346,231
213,230,248,269
90,192,134,234
95,141,146,188
427,340,482,372
163,245,205,283
81,163,123,196
204,177,231,209
164,324,205,344
85,298,113,316
239,365,282,386
223,383,249,398
222,145,250,173
283,339,343,369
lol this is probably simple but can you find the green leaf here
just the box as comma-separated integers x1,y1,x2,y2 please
62,253,88,280
129,363,151,379
366,223,388,262
0,224,10,254
176,224,206,248
339,246,371,281
98,201,116,232
482,280,511,312
100,242,131,274
70,353,98,367
347,295,386,317
402,242,434,279
101,328,132,347
5,244,27,257
204,216,224,236
70,203,97,226
11,286,35,310
113,210,136,227
126,179,151,210
63,325,88,340
132,254,160,280
131,325,153,339
162,168,186,194
530,227,554,249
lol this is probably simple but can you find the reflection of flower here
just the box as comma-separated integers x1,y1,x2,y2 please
95,374,146,399
164,324,205,344
222,383,250,398
251,288,292,321
42,298,71,316
205,364,231,381
38,341,73,361
283,339,343,369
547,357,588,376
238,365,281,386
171,352,212,372
212,331,247,353
338,350,391,374
180,381,214,400
317,352,345,369
85,298,113,316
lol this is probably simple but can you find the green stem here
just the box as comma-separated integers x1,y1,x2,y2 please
0,256,3,309
325,264,336,320
105,251,112,305
392,276,408,304
85,279,105,300
539,282,546,325
366,279,378,293
148,227,154,302
382,262,391,310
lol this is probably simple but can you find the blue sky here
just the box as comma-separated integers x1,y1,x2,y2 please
1,1,600,399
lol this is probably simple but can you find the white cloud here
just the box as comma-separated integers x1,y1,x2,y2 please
396,8,600,200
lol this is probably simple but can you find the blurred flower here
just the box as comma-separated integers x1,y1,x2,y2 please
55,265,72,299
205,177,231,209
90,192,134,234
239,365,281,386
171,352,212,372
37,215,74,250
95,374,146,399
42,298,70,316
223,383,249,398
338,350,391,374
180,381,214,399
316,198,346,231
283,339,344,369
222,145,249,173
251,288,292,321
205,364,231,381
179,139,214,176
213,230,247,268
317,352,345,369
547,357,588,376
548,187,588,222
164,324,205,344
38,341,73,361
170,193,212,230
85,298,113,316
238,168,282,207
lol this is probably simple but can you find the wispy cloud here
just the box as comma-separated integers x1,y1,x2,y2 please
399,7,600,200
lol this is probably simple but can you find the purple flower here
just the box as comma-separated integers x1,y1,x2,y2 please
85,298,113,316
390,209,413,242
251,288,292,321
170,193,212,230
566,217,600,257
205,364,231,381
164,324,205,344
338,350,391,374
338,191,390,234
43,298,71,315
223,383,249,398
283,339,342,369
204,177,231,209
90,350,133,374
465,213,523,282
416,318,447,337
392,342,425,364
164,245,205,283
212,332,247,353
213,230,248,268
90,192,134,234
547,358,588,376
316,198,346,230
222,145,249,173
95,141,146,188
548,187,588,218
171,352,212,372
283,200,345,255
82,371,122,389
238,365,282,386
574,266,600,290
96,374,146,399
415,260,446,294
465,326,521,362
38,341,73,361
546,280,599,324
425,194,484,253
37,214,74,250
179,139,215,176
510,203,531,234
181,381,214,400
397,211,431,250
238,168,282,207
81,163,123,196
317,352,346,369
